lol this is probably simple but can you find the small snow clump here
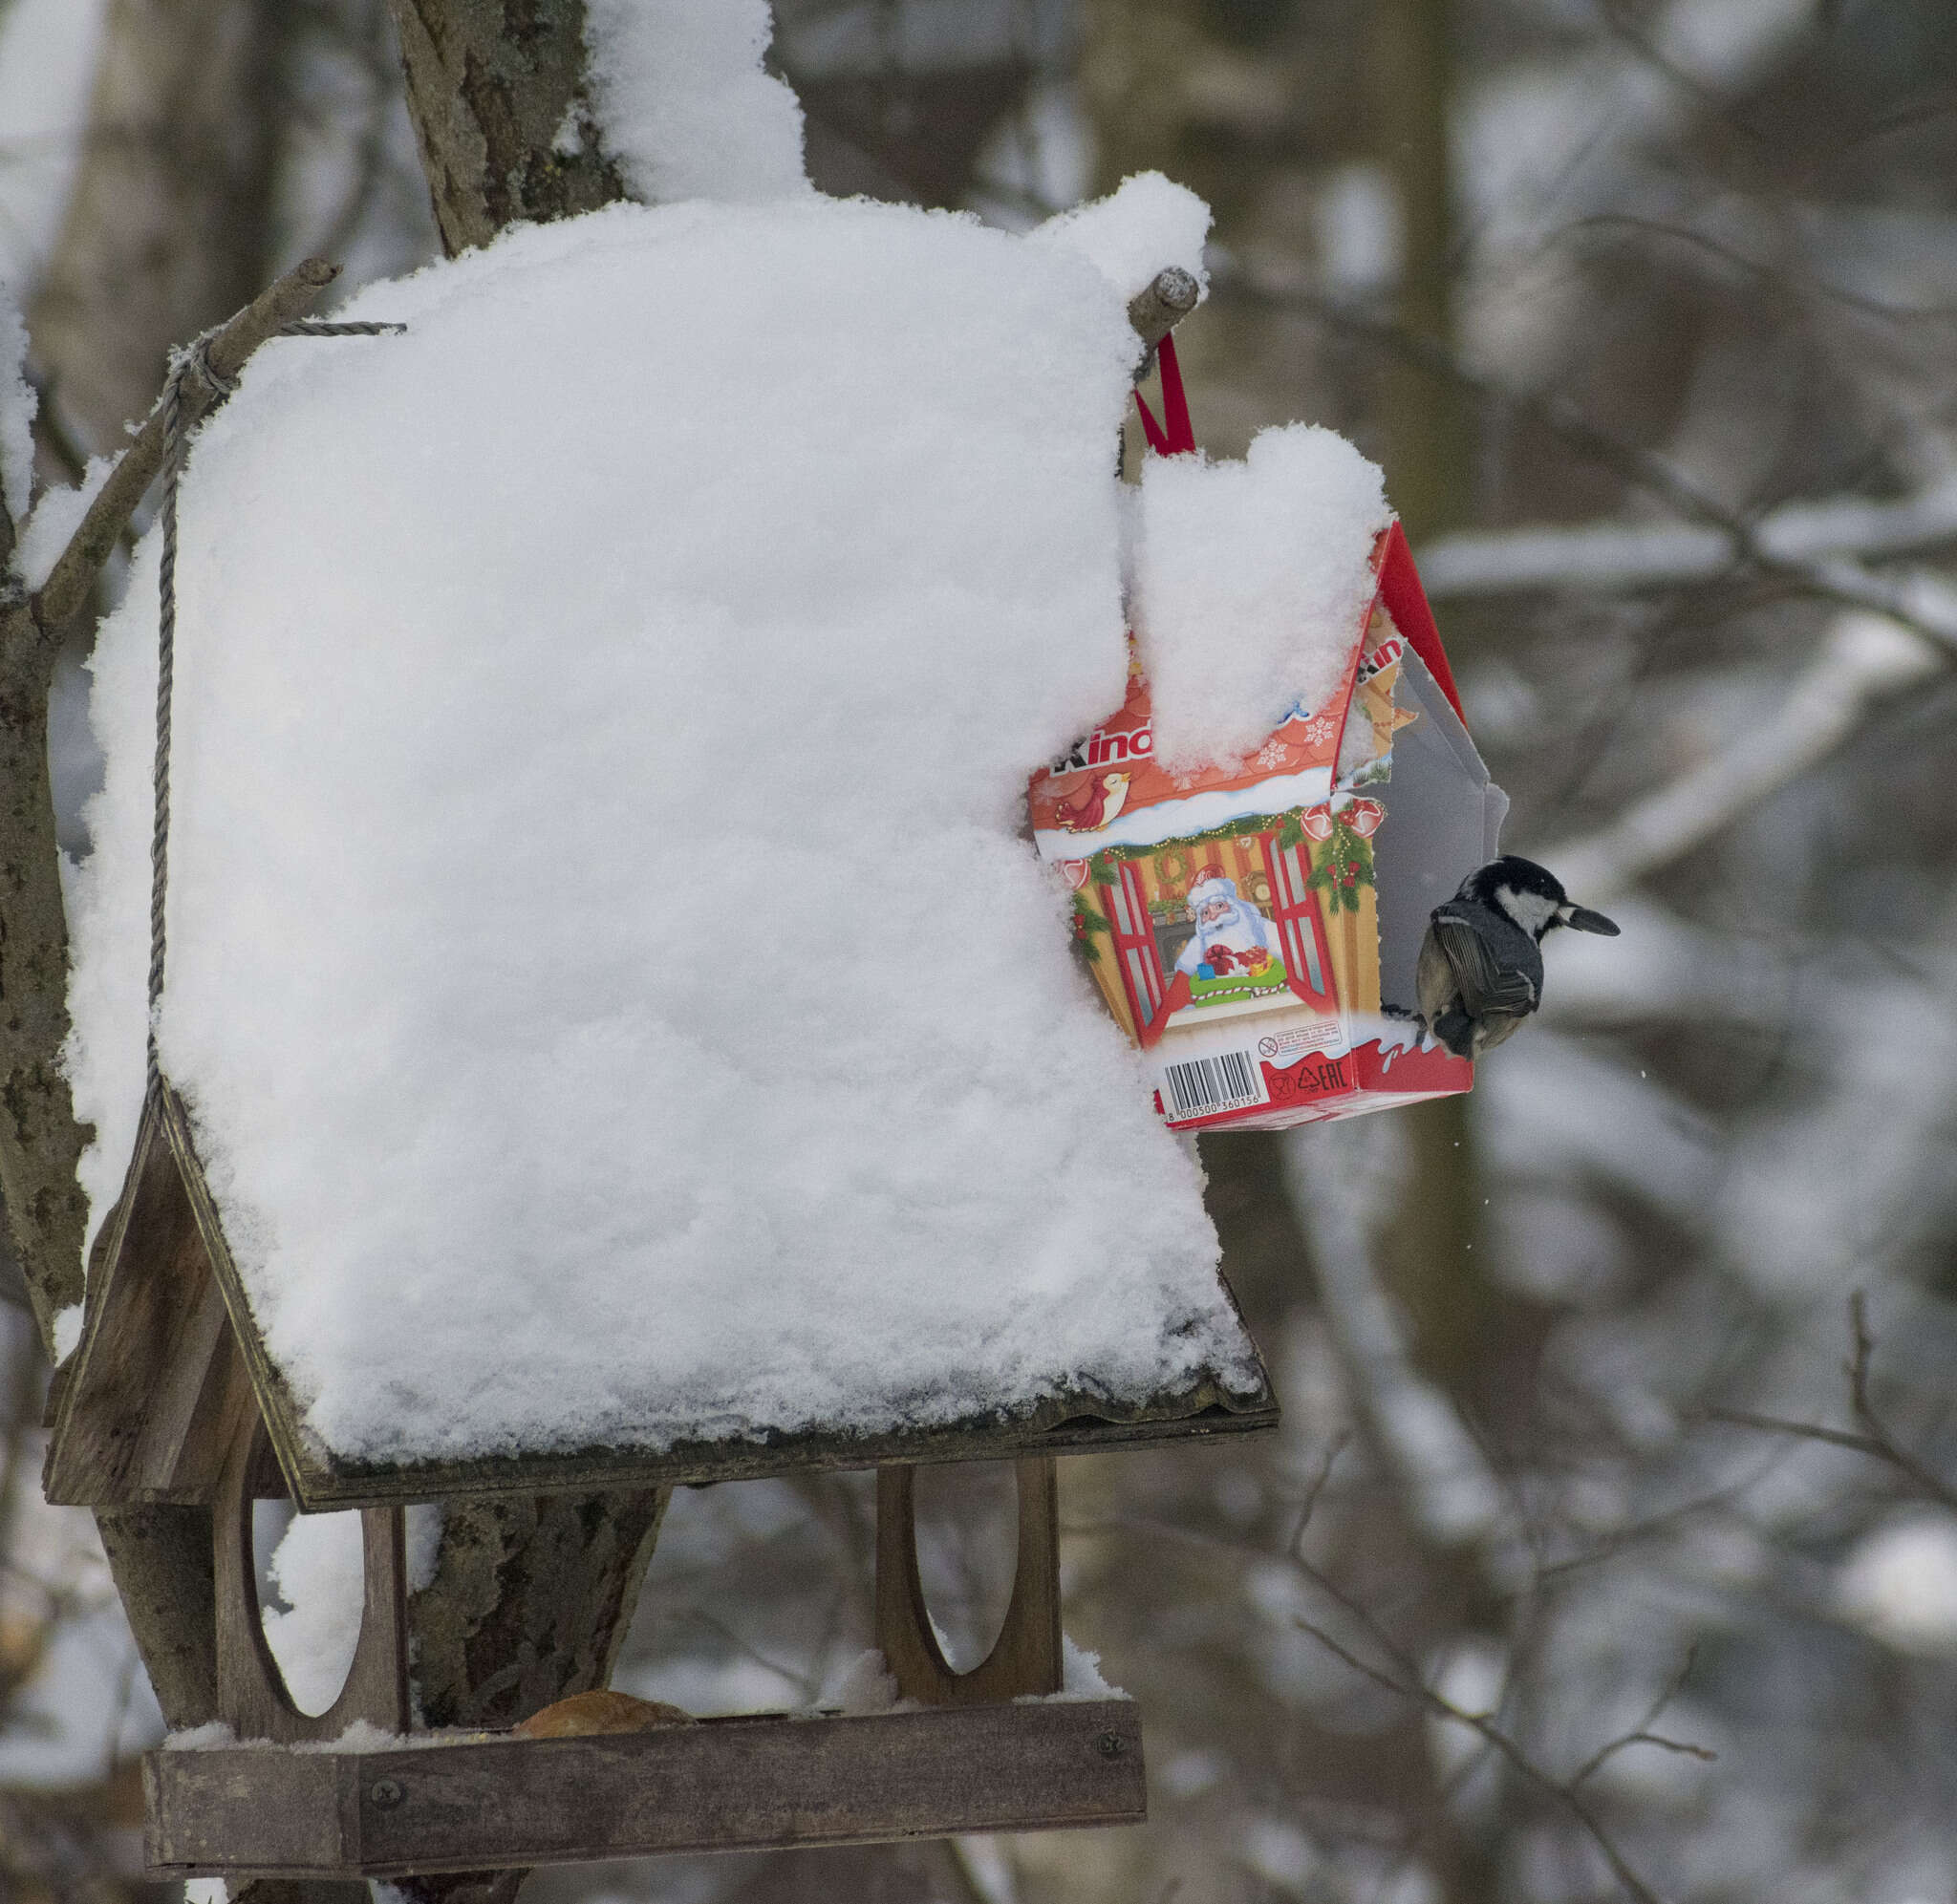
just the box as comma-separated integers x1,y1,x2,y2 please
1133,423,1392,769
583,0,808,204
263,1511,367,1715
15,454,113,590
818,1648,899,1716
0,299,35,528
1032,170,1211,303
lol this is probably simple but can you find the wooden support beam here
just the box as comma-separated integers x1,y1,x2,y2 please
144,1699,1146,1878
875,1456,1062,1703
212,1415,409,1744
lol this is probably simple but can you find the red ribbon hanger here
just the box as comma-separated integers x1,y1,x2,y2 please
1132,332,1196,457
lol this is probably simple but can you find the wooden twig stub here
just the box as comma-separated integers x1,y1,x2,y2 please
145,1699,1146,1878
1127,266,1203,371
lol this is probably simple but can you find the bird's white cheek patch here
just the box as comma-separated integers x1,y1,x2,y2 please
1498,887,1558,937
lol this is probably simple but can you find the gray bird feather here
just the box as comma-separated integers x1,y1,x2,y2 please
1417,900,1542,1058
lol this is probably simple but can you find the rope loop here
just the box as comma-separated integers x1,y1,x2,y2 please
145,314,403,1099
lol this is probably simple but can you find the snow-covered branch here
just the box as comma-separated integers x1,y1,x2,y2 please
1215,258,1957,657
1537,610,1939,902
1418,475,1957,600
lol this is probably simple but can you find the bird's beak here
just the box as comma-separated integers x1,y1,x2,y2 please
1560,903,1620,935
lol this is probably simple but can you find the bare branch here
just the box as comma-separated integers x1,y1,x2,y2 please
1212,258,1957,657
1127,266,1202,365
1288,1557,1671,1904
1846,1292,1957,1510
1288,1431,1351,1554
1281,1126,1506,1550
1571,1650,1715,1788
32,256,340,634
1700,1294,1957,1513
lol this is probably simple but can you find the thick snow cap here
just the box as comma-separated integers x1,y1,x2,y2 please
65,195,1263,1467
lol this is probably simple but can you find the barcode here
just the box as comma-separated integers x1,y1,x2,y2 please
1162,1050,1265,1120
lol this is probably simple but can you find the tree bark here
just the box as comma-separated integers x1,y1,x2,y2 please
382,0,629,257
412,1489,667,1729
0,597,89,1349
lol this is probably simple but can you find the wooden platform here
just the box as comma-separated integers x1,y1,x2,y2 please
144,1699,1147,1879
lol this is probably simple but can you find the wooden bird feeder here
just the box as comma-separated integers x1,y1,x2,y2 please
38,238,1290,1885
44,1081,1272,1880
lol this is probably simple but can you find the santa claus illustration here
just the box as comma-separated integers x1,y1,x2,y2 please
1174,866,1281,978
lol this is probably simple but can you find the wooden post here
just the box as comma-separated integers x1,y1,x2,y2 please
875,1456,1063,1703
213,1413,409,1743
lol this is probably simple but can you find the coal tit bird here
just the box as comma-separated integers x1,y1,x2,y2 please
1416,855,1619,1059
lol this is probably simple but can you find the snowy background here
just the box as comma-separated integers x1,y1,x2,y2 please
1,1,1956,1902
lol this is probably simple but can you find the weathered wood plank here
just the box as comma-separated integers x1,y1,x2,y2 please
43,1096,243,1505
145,1700,1146,1878
147,1742,345,1872
282,1394,1278,1511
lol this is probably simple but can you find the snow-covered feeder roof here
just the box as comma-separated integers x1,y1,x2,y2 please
56,197,1276,1506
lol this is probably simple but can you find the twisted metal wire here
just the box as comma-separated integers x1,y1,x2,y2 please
147,318,402,1098
279,320,408,337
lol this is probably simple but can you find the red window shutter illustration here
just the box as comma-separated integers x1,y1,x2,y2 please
1101,863,1173,1044
1262,832,1338,1011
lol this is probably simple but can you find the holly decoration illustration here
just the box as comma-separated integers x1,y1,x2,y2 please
1305,805,1380,914
1070,892,1110,964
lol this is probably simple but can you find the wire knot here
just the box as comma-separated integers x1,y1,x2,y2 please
185,333,241,400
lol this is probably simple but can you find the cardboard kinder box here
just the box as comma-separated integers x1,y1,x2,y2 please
1030,523,1509,1132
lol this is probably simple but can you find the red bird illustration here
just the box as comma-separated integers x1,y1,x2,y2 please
1051,770,1132,833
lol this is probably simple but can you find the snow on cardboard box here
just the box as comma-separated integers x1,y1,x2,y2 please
1031,520,1506,1131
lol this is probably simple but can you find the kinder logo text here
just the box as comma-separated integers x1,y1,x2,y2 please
1051,722,1154,775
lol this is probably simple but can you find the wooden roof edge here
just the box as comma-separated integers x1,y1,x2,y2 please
56,1086,1280,1517
41,1091,167,1504
152,1082,323,1507
277,1377,1280,1511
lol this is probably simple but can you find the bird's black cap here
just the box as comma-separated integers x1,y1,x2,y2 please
1460,855,1619,935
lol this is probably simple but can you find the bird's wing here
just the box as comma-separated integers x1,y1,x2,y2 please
1427,910,1538,1019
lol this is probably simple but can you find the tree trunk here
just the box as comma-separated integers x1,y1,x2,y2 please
374,18,656,1897
382,0,628,257
1366,0,1500,1407
0,604,89,1348
30,0,286,452
411,1489,667,1730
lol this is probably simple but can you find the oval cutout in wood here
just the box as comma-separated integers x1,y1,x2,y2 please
911,1460,1022,1672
